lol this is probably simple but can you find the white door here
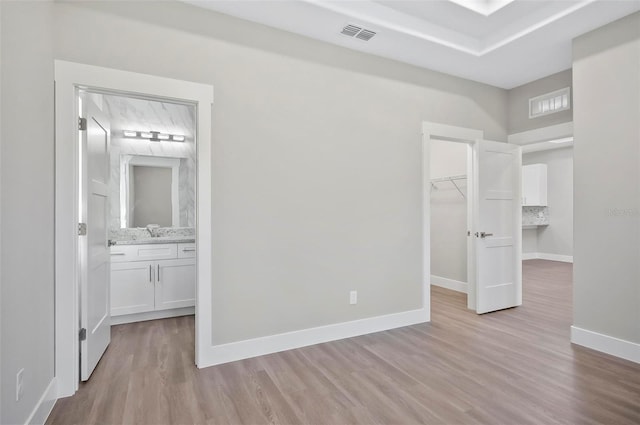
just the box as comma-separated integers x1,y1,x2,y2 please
79,95,111,380
473,139,522,314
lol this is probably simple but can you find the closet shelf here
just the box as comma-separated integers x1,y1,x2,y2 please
430,174,467,199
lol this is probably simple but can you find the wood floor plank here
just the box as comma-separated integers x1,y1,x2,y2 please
47,260,640,424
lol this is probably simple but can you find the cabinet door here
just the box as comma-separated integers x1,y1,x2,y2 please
522,164,547,206
111,261,155,316
155,258,196,311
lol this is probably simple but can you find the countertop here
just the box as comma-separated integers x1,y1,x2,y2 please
112,237,195,245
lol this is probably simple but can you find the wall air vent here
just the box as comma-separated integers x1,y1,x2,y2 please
529,87,571,119
340,24,376,41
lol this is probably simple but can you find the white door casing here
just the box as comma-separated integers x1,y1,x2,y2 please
79,95,111,380
473,139,522,314
55,61,213,397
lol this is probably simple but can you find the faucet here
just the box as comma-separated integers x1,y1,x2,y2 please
146,224,160,237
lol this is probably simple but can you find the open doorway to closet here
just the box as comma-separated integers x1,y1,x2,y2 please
423,122,522,316
429,139,471,299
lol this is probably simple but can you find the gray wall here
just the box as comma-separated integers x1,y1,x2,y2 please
508,69,573,134
430,140,468,283
523,147,574,257
0,2,55,424
50,1,508,345
522,228,537,254
0,1,507,420
573,12,640,344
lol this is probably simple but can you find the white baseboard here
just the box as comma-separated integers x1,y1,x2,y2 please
571,326,640,364
538,252,573,263
522,252,573,263
25,377,57,425
430,275,468,293
197,308,429,368
111,307,195,325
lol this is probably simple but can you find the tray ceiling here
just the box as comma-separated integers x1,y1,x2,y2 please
182,0,640,89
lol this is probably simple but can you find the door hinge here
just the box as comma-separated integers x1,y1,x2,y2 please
79,328,87,341
78,222,87,236
78,117,87,131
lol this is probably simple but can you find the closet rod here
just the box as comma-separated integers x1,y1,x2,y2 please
430,174,466,199
430,174,467,183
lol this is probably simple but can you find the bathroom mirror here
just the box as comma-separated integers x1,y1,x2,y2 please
120,155,180,228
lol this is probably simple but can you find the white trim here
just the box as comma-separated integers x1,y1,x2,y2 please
522,252,573,263
24,378,57,425
111,307,194,325
198,308,428,366
54,60,213,397
571,326,640,364
430,275,468,293
422,122,484,142
508,122,573,145
521,140,573,154
538,252,573,263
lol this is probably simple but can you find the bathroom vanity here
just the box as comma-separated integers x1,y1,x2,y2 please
110,239,195,325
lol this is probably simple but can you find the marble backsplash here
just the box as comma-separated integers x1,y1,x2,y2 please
110,227,195,242
523,206,549,226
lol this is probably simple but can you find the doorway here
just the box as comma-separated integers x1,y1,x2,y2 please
54,61,213,397
429,138,472,307
422,122,523,315
77,91,198,380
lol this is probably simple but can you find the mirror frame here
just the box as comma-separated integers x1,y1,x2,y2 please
120,154,180,228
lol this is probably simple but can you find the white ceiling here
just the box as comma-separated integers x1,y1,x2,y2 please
183,0,640,89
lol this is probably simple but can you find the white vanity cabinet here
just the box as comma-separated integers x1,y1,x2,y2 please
110,243,195,321
522,163,548,206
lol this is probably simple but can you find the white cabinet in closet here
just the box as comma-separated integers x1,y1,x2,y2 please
110,243,195,320
522,164,547,206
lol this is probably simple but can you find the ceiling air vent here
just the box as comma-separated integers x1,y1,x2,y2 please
356,29,376,41
340,24,376,41
341,24,362,37
529,87,570,119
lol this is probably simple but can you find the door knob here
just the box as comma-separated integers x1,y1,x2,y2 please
108,239,117,246
480,232,493,238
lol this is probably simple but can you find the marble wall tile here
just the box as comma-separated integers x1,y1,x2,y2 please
101,94,196,230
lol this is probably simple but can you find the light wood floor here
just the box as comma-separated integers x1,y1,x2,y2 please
48,260,640,424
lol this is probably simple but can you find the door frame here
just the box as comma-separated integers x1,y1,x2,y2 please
54,61,213,397
422,122,483,311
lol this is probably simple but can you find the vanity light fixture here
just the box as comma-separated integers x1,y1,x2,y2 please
123,130,186,142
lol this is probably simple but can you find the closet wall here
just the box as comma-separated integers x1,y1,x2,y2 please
430,139,468,286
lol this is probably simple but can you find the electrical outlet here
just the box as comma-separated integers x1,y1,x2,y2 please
16,368,24,401
349,290,357,305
